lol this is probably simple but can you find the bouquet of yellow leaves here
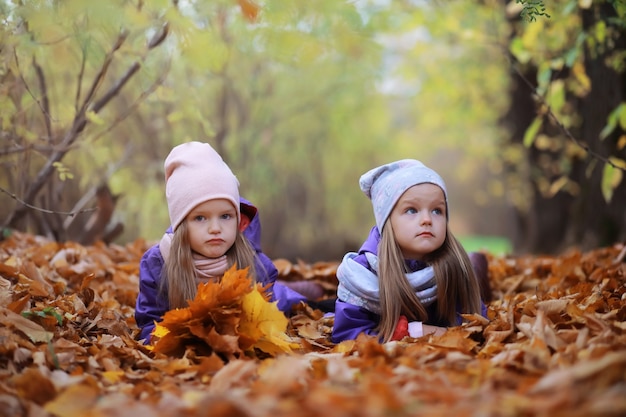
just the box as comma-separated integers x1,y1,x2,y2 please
150,266,299,361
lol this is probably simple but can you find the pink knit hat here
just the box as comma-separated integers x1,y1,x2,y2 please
164,142,240,231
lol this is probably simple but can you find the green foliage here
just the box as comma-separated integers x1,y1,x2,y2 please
600,102,626,140
0,0,513,257
52,162,74,182
508,0,626,208
601,161,623,202
22,307,64,326
523,117,543,147
459,235,513,256
516,0,551,21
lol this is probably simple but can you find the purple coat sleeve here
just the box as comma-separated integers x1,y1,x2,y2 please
331,299,380,343
332,299,486,343
272,282,307,312
252,244,306,312
135,244,169,342
242,197,306,312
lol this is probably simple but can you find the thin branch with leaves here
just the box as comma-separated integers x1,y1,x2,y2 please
512,61,626,172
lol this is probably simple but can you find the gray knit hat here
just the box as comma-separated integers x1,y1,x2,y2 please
359,159,448,231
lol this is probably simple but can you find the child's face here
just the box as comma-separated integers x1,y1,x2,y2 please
389,183,447,260
185,199,238,259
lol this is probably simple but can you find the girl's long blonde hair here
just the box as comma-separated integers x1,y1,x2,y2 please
376,221,483,342
161,221,258,309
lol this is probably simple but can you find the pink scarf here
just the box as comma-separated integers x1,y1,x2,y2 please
159,233,229,283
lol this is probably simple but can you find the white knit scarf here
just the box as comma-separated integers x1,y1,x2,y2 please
336,252,437,315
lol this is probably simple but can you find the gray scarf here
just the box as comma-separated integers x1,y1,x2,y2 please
336,252,437,315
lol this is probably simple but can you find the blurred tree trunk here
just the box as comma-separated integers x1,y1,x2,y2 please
504,1,626,254
566,3,626,249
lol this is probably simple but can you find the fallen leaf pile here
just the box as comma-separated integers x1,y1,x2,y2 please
151,266,298,358
273,258,339,298
0,231,625,417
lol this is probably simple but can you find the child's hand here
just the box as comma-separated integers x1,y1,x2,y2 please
422,324,447,336
391,315,409,341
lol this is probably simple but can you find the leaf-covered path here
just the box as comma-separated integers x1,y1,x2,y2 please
1,232,625,416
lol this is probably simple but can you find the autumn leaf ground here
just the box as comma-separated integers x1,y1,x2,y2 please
1,231,625,417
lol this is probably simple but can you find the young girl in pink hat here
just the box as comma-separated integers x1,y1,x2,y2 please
135,141,307,342
332,159,488,343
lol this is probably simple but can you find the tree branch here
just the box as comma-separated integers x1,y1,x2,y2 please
32,57,53,141
13,50,57,130
0,186,97,217
91,23,169,114
75,38,87,114
78,30,130,119
3,22,172,229
90,60,171,143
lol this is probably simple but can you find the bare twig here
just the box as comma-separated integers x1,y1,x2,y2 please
78,30,130,118
13,50,57,126
615,245,626,264
32,57,52,141
90,62,140,115
91,23,169,114
62,143,135,230
90,59,171,143
0,186,97,217
75,37,87,113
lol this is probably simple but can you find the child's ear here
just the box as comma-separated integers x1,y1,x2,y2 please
239,214,251,232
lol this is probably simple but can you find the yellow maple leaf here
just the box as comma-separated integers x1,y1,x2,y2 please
239,287,299,355
152,320,170,339
151,266,296,358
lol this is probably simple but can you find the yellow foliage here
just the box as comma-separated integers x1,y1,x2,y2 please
239,288,299,355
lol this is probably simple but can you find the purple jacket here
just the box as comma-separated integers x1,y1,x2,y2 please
331,226,487,343
135,197,306,342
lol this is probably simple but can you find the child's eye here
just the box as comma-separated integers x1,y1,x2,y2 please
221,213,232,220
432,208,443,215
193,215,206,222
406,207,417,214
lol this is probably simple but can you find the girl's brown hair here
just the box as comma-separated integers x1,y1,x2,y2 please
376,222,482,342
161,221,258,309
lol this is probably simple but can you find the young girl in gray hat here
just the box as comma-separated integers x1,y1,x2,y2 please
331,159,487,343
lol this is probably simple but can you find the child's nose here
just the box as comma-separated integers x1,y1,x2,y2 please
208,218,220,232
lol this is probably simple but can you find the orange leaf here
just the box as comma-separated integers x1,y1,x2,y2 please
152,266,256,358
237,0,260,22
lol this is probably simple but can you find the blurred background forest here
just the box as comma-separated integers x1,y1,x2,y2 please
0,0,625,262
